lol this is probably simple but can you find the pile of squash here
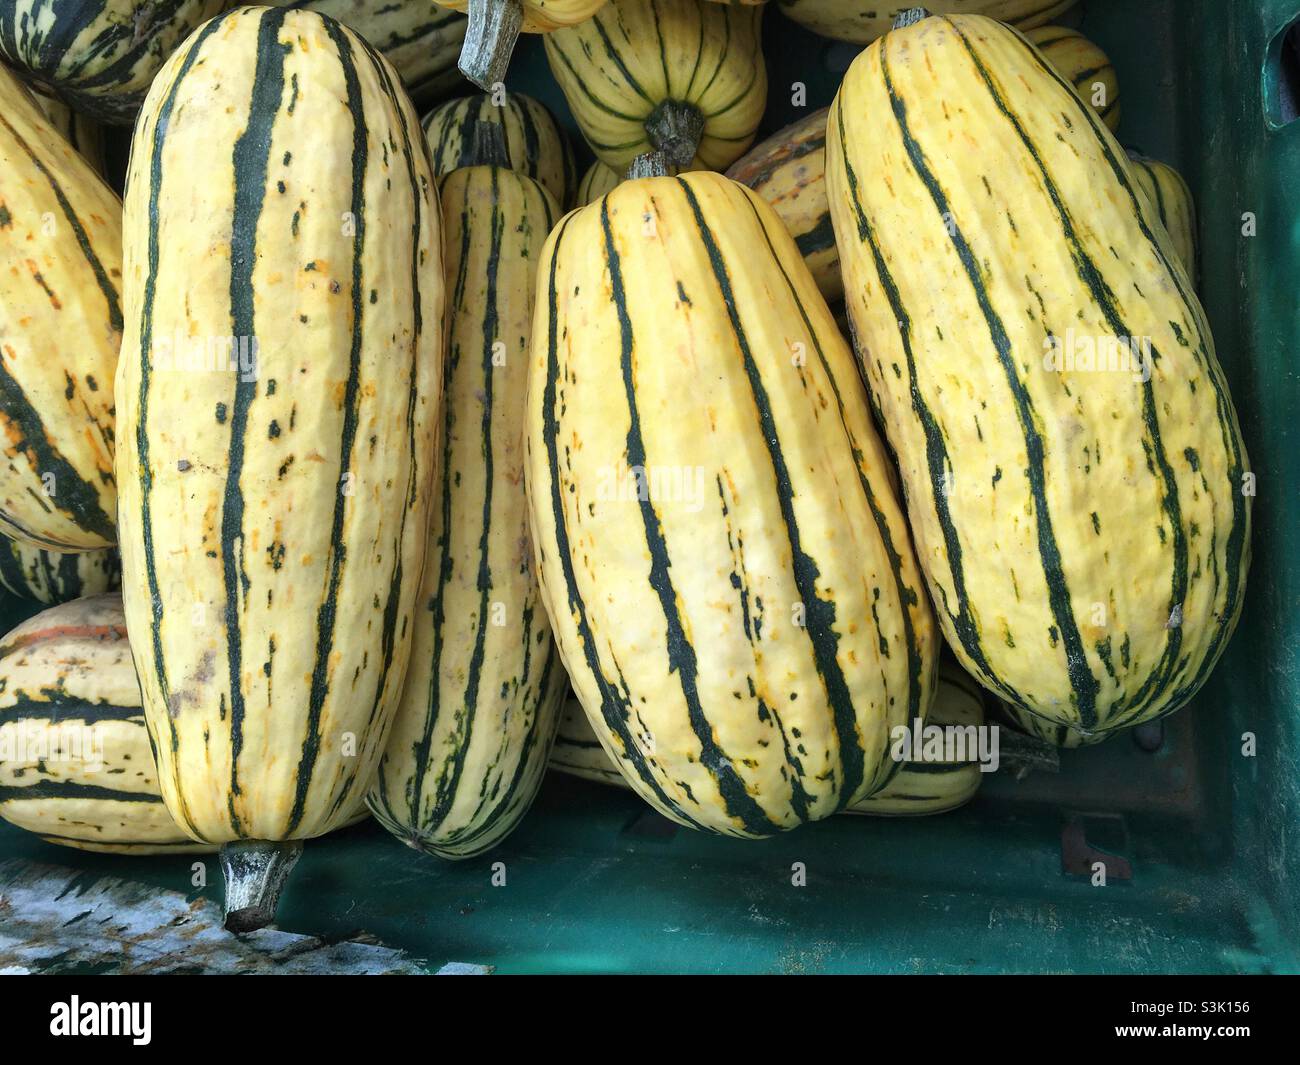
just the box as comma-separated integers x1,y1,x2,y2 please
0,0,1248,932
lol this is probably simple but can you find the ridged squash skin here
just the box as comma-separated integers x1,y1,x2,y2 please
34,93,106,175
776,0,1075,45
115,6,443,845
263,0,468,104
726,107,839,302
1024,25,1119,132
423,93,575,208
577,160,622,205
0,595,210,854
826,15,1250,738
369,166,566,859
0,65,120,552
544,0,766,173
525,171,937,838
0,533,119,604
0,0,230,124
578,159,684,205
1128,153,1197,284
999,700,1101,747
553,665,984,816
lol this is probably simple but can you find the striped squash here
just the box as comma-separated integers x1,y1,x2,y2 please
1024,25,1119,132
436,0,608,90
0,1,229,124
826,14,1250,738
577,160,622,205
553,664,985,816
0,65,120,552
0,595,210,854
116,6,443,930
0,533,119,604
1128,152,1198,284
524,170,938,838
368,166,566,859
776,0,1075,45
34,93,106,175
852,662,985,815
998,700,1102,747
726,107,839,302
263,0,468,105
423,92,576,208
545,0,766,173
578,158,686,205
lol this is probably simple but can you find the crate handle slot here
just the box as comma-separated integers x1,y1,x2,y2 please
1264,14,1300,128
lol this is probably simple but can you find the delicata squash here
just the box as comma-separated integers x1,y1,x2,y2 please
0,65,121,552
545,0,767,173
368,164,567,859
524,167,938,838
776,0,1074,46
116,7,443,930
826,13,1250,740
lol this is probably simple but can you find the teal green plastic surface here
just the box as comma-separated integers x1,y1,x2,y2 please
1,0,1296,973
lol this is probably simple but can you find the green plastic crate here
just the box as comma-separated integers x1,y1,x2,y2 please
1,0,1296,974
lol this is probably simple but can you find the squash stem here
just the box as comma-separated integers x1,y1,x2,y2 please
220,839,303,934
460,0,523,91
644,100,703,169
892,7,931,29
627,150,670,179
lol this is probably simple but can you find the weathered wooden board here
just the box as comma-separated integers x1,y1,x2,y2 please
0,860,431,974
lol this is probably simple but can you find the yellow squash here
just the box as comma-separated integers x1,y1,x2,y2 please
1024,25,1119,132
0,533,118,605
726,107,839,302
423,92,576,207
1128,152,1198,284
545,0,766,173
0,65,120,552
826,14,1250,740
524,170,937,837
777,0,1075,45
553,663,986,816
369,166,566,859
34,93,107,175
0,595,210,854
577,160,622,205
116,7,443,930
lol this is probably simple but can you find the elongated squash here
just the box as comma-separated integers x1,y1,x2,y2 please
0,595,209,854
1127,151,1197,283
0,65,120,552
726,107,839,302
263,0,468,105
116,6,443,930
1024,25,1119,132
34,93,106,175
0,533,118,604
369,166,565,858
553,663,985,816
545,0,766,173
437,0,608,90
0,1,229,124
524,170,938,838
776,0,1074,45
423,92,575,208
826,14,1250,739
